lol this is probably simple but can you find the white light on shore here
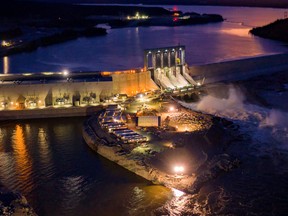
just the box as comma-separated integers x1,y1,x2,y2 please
172,188,185,197
174,165,184,174
63,70,69,76
169,106,174,112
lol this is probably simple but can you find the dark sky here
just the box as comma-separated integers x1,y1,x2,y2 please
20,0,284,3
21,0,288,8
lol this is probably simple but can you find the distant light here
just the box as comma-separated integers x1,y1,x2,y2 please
23,73,32,76
169,106,174,112
197,82,201,86
174,165,184,174
139,94,143,98
63,70,69,76
1,40,12,47
38,100,41,103
42,72,54,75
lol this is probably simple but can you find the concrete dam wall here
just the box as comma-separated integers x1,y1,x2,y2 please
189,53,288,84
0,70,158,110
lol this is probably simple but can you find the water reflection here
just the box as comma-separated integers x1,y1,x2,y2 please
38,127,52,172
221,28,250,37
127,185,171,215
0,119,174,215
12,124,33,193
60,176,87,214
3,56,9,74
0,152,15,186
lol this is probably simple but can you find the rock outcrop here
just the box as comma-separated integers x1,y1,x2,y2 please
0,184,37,216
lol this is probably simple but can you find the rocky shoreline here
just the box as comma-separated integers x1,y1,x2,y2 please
82,116,197,193
0,184,36,216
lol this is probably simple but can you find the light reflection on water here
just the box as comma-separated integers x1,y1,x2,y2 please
220,27,250,37
0,118,175,215
3,56,9,74
12,125,33,194
0,115,288,215
0,119,195,216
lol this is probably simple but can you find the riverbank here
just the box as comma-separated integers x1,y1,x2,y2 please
0,28,107,57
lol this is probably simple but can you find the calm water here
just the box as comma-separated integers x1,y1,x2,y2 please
1,6,288,74
1,5,288,216
0,118,172,215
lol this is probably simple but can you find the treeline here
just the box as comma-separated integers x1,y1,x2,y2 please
250,18,288,43
0,28,106,56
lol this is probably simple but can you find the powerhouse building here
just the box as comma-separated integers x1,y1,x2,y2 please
0,45,199,110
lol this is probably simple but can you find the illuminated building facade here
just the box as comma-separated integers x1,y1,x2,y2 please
0,70,158,110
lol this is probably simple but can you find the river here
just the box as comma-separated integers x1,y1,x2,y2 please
0,5,287,74
0,5,288,216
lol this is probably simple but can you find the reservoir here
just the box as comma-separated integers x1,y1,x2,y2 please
0,5,287,74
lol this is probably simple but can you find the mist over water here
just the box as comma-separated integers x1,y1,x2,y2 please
174,85,288,215
262,109,288,128
182,85,288,146
197,86,245,115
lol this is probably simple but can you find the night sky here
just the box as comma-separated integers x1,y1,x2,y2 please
17,0,288,8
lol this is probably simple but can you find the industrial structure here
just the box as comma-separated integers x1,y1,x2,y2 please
0,45,199,111
0,70,158,110
144,45,198,90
